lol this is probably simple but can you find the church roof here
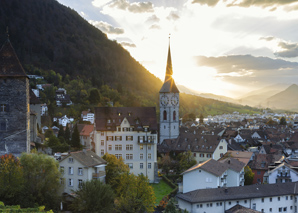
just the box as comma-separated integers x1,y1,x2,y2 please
0,39,28,78
159,44,179,93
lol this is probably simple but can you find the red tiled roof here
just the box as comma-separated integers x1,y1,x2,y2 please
79,124,94,136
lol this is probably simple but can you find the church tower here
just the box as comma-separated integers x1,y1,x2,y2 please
159,40,179,143
0,36,30,156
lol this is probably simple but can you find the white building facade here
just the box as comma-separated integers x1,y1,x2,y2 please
94,107,158,183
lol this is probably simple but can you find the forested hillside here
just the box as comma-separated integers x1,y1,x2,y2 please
0,0,261,117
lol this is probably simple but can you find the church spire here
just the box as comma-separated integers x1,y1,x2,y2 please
159,35,179,93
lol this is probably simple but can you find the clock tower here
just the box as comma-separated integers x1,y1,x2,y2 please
159,41,179,144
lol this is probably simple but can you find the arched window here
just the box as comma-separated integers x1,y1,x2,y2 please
163,110,167,120
173,111,176,121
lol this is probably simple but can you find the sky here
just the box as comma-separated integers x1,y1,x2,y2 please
57,0,298,98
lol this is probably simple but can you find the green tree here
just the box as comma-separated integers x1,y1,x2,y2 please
158,155,172,175
244,165,254,185
115,173,155,213
70,179,114,213
58,125,64,138
199,113,204,124
266,117,277,126
47,135,60,147
20,153,62,210
45,128,54,138
280,116,287,125
71,124,81,149
89,88,101,104
65,125,71,143
102,153,129,189
178,150,197,173
0,154,24,205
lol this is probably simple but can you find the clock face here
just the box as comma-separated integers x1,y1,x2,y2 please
160,95,169,106
171,95,179,106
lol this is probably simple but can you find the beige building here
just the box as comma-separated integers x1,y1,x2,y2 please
94,107,158,183
59,150,106,194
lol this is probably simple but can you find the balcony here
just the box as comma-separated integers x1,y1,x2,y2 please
92,171,106,179
138,139,155,144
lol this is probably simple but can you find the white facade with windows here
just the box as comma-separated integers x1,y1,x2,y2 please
263,163,298,184
94,107,158,183
177,182,298,213
59,150,106,194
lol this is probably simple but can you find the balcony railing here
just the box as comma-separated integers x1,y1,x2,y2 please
138,139,155,144
92,171,106,179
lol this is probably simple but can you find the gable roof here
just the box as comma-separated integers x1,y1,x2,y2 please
94,107,157,132
248,153,283,170
177,181,298,203
79,124,94,136
61,150,106,167
225,204,261,213
224,151,254,165
0,40,28,78
219,157,246,172
182,159,228,177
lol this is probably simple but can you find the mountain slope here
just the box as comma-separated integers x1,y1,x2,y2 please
263,84,298,111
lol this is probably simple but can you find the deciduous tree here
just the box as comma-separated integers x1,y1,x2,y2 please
244,165,254,185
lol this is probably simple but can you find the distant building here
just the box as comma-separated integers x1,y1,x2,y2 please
81,110,94,124
77,124,94,150
55,88,72,107
0,39,30,156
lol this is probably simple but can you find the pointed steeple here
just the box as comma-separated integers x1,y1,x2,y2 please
0,38,28,77
159,37,179,93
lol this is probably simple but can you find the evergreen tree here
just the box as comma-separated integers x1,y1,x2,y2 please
279,117,287,125
57,125,64,138
71,124,81,149
65,125,71,144
199,113,204,124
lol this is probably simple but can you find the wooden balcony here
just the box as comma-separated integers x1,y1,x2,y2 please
92,171,106,179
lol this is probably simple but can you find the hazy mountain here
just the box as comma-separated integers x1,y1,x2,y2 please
262,84,298,111
238,83,290,107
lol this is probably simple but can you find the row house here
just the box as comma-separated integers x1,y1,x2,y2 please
181,158,245,193
59,150,106,194
177,182,298,213
158,132,228,163
94,107,158,183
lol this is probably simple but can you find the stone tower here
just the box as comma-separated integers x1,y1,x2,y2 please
159,42,179,144
0,38,30,156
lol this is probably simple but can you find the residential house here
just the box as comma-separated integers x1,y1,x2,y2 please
223,151,254,165
177,182,298,213
54,115,74,127
55,88,72,107
182,158,245,193
248,153,284,184
59,150,106,194
94,107,158,183
158,132,228,163
263,162,298,184
81,110,94,124
41,103,48,116
77,124,94,150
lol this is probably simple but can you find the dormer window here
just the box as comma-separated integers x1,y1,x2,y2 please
128,112,132,116
107,119,111,123
136,120,139,124
118,112,121,116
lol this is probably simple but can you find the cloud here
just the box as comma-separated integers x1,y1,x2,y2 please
275,41,298,58
108,0,154,13
192,0,220,7
194,55,298,89
121,42,136,47
195,55,298,74
89,20,124,34
167,11,180,21
149,24,161,30
260,36,275,41
92,0,113,8
192,0,298,9
146,15,160,24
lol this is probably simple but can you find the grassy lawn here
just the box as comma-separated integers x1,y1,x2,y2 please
150,179,173,205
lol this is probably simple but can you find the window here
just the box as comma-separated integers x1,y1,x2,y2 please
278,197,280,201
207,204,209,207
283,207,287,211
140,154,143,159
148,153,151,160
107,136,113,141
140,163,143,169
101,132,104,136
69,179,73,187
0,104,7,112
127,163,133,169
219,146,223,149
261,209,264,213
69,167,73,175
115,154,122,159
286,196,288,200
148,145,151,150
200,154,204,157
68,157,74,163
126,154,133,160
229,202,231,205
117,127,121,131
140,145,144,150
163,110,167,120
101,140,104,146
220,153,223,157
220,202,222,206
173,111,176,121
78,179,83,188
210,203,212,207
139,136,144,143
270,198,272,202
252,203,256,210
148,163,151,169
108,145,112,151
115,145,122,151
60,166,64,174
270,208,272,212
101,149,104,156
60,178,64,185
257,171,261,175
115,136,122,141
244,200,247,204
207,154,211,158
78,168,83,176
126,136,133,141
262,198,264,203
279,207,282,212
126,144,133,150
